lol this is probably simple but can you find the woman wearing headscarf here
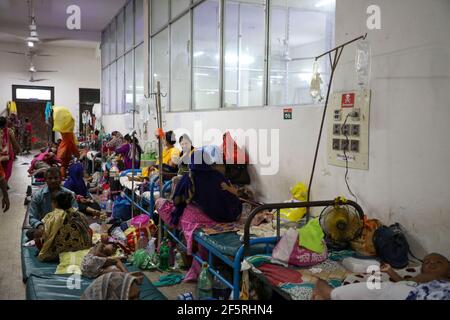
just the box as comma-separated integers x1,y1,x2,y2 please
0,116,20,182
115,134,143,170
106,131,124,151
34,191,92,262
171,149,242,226
64,162,101,217
81,272,143,300
57,132,80,178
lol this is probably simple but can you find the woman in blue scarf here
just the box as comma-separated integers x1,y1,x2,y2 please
64,162,88,197
64,162,101,217
171,149,242,226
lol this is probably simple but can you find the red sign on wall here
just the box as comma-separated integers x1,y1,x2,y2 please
341,93,355,108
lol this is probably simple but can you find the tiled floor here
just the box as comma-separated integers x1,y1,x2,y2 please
0,154,31,300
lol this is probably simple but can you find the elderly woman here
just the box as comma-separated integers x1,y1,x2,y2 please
81,272,144,300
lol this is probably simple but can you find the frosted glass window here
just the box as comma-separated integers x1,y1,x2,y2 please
193,0,220,110
101,31,107,67
224,0,266,107
125,1,134,51
152,29,169,109
170,14,190,111
110,62,117,114
171,0,190,18
151,0,169,33
117,56,125,113
103,67,110,114
269,0,335,106
134,44,145,110
104,27,110,65
117,11,125,56
125,51,134,112
109,20,116,61
135,0,144,44
15,88,51,100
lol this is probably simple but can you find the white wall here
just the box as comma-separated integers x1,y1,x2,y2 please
0,42,101,133
103,0,450,258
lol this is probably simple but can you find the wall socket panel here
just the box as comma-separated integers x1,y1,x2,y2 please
327,89,371,170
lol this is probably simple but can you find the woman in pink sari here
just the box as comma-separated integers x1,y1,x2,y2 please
0,117,20,182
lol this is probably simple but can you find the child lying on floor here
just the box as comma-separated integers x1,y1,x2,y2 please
312,253,450,300
81,243,131,278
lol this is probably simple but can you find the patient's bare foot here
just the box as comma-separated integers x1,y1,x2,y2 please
312,278,333,300
129,271,145,284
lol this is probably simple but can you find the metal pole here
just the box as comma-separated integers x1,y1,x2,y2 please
131,127,136,218
156,81,164,246
306,34,366,215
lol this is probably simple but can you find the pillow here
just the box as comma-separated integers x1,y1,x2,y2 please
342,264,421,286
55,249,90,275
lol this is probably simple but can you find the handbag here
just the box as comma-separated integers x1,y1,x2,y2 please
350,216,383,256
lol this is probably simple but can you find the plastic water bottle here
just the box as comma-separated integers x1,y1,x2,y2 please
106,197,113,215
175,250,184,270
137,230,148,250
146,237,156,255
197,263,213,299
212,272,229,300
158,239,170,270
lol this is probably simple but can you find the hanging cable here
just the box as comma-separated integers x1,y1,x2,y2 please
342,114,357,203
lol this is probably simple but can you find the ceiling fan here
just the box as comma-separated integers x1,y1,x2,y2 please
1,49,53,57
28,55,57,73
9,0,68,48
14,72,50,83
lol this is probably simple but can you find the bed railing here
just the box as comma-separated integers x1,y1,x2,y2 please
242,198,364,258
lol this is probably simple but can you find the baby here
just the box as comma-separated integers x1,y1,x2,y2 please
313,253,450,300
81,243,128,278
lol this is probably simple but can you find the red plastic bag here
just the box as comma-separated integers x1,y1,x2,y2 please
125,222,158,252
221,131,249,164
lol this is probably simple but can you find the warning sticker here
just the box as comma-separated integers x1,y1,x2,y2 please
341,93,355,108
337,154,355,162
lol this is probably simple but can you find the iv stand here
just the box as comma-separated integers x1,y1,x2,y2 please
144,82,167,246
306,33,367,216
130,98,138,218
155,81,164,247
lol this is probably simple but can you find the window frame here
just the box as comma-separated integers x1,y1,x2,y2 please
102,0,335,115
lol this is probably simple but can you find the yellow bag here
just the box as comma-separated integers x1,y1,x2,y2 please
279,182,308,222
53,106,75,133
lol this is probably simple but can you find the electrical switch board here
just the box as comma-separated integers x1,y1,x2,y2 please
327,89,371,170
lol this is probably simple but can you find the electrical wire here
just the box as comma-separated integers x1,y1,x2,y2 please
342,114,358,203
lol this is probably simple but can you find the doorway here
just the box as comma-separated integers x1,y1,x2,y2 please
12,85,54,149
79,88,100,138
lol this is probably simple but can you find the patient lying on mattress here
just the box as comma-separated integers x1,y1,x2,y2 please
81,243,128,278
312,253,450,300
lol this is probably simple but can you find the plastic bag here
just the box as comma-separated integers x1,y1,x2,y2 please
279,183,308,222
355,40,371,89
111,227,127,241
309,61,323,102
112,195,132,221
53,106,75,133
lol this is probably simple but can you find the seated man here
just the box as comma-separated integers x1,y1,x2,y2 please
27,167,78,239
313,253,450,300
